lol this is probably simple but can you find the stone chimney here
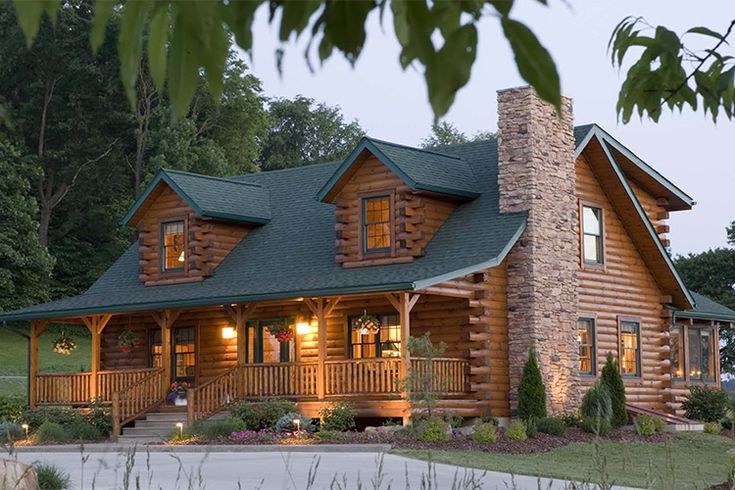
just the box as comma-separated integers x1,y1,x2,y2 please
497,87,581,414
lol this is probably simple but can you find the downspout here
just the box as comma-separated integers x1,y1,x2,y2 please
3,320,31,405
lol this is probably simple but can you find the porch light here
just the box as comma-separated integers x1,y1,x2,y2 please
221,327,236,339
176,422,183,436
296,322,311,335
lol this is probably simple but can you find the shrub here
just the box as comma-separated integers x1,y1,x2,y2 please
0,395,25,422
21,407,79,432
537,417,566,436
480,415,499,426
275,412,313,433
634,414,659,436
682,385,731,423
581,415,611,436
66,421,103,441
184,417,246,441
728,450,735,483
444,415,464,429
230,398,297,430
525,417,538,438
704,421,722,435
600,353,627,427
85,401,112,437
517,347,546,421
505,420,527,441
315,429,339,442
34,421,68,443
560,412,582,428
418,417,450,443
0,422,22,442
580,382,613,422
35,462,71,490
319,403,355,432
472,423,497,444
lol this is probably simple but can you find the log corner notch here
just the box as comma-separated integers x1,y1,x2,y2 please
224,304,256,366
28,320,50,408
385,292,421,423
151,309,181,390
304,297,342,399
81,314,112,401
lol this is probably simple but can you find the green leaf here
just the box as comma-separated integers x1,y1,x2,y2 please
167,3,201,118
320,0,374,64
223,0,263,52
686,26,725,41
11,0,58,45
119,0,153,108
425,24,477,119
147,3,169,92
90,0,116,54
278,1,320,41
501,17,560,110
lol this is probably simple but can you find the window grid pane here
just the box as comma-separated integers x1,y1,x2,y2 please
578,318,595,374
620,321,640,376
363,197,391,252
671,326,684,380
350,314,401,359
162,221,185,271
582,206,603,264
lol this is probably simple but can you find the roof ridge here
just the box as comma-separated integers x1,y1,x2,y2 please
233,160,340,179
426,137,497,151
163,168,264,189
365,136,465,161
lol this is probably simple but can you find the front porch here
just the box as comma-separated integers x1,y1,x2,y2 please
27,280,505,436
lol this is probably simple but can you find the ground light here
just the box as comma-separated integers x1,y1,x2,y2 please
293,418,301,432
176,422,183,437
21,424,29,438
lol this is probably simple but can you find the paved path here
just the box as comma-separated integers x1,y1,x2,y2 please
10,449,600,490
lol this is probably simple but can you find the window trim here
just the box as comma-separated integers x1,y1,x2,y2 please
160,218,188,274
359,191,395,259
579,201,606,269
578,315,597,376
617,316,642,378
245,317,296,364
673,320,719,386
670,323,685,382
346,313,401,359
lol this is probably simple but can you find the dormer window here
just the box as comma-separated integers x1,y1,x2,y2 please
362,195,392,254
162,220,186,272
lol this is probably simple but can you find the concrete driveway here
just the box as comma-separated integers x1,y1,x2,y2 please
10,448,595,490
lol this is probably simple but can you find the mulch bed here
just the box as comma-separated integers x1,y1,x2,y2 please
706,483,731,490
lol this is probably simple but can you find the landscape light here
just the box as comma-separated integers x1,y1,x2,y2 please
176,422,183,436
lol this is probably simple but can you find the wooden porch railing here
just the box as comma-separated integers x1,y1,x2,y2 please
111,368,166,437
35,368,160,405
187,358,469,423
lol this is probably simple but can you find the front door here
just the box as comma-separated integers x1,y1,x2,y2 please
172,326,196,384
245,318,295,364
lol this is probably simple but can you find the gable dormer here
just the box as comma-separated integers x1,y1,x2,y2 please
122,169,271,286
317,138,479,268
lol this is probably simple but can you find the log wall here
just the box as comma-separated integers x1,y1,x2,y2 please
576,154,670,410
333,156,457,267
630,180,670,248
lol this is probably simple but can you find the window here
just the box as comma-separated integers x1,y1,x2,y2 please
582,205,604,265
362,196,392,253
688,327,716,382
578,318,596,375
149,329,162,369
245,319,294,363
162,220,186,272
620,320,640,377
671,325,684,380
172,327,196,381
349,314,401,359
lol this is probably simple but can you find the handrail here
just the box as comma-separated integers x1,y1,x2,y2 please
111,368,166,437
35,368,161,405
187,365,241,424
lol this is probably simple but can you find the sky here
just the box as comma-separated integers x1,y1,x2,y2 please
240,1,735,257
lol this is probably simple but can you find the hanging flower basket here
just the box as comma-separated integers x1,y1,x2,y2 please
266,323,294,343
52,334,77,355
118,330,142,353
352,312,381,335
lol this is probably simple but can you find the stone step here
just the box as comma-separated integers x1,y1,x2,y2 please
117,436,162,445
122,426,175,437
133,421,188,430
142,413,188,422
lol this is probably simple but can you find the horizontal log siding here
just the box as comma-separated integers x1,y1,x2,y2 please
629,180,669,247
333,156,457,267
576,154,669,410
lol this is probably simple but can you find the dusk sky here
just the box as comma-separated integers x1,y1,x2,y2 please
241,1,735,257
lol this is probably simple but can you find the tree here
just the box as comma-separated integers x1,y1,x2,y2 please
258,96,364,171
599,352,627,427
420,121,495,148
517,346,546,421
0,139,53,311
675,247,735,374
401,333,447,419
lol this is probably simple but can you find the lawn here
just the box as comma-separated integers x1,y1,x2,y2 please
0,325,91,398
394,432,735,489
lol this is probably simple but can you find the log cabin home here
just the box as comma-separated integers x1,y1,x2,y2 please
2,87,734,437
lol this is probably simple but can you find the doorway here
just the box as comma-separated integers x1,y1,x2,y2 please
172,326,196,384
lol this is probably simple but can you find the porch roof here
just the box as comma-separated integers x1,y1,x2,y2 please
0,138,526,321
673,292,735,323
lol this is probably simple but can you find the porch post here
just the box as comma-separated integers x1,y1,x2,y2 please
386,292,420,423
82,314,112,401
29,320,48,409
224,304,255,367
153,309,181,391
305,298,341,400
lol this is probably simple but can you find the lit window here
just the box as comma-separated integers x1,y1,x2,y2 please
362,196,391,253
688,328,716,382
162,221,185,271
671,325,684,380
578,318,596,375
582,206,604,265
173,327,196,381
620,321,640,377
149,329,162,369
349,314,401,359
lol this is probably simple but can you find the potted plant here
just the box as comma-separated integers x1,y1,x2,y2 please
167,381,191,406
266,323,294,343
118,330,141,353
52,333,77,355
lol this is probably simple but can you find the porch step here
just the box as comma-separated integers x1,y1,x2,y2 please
626,403,704,432
120,407,189,442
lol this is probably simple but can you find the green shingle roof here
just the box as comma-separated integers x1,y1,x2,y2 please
675,292,735,322
121,169,271,225
317,137,480,201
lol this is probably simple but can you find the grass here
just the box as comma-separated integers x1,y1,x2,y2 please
0,377,27,397
394,432,735,489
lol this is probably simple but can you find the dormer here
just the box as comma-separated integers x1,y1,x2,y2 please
317,138,479,268
122,169,271,286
